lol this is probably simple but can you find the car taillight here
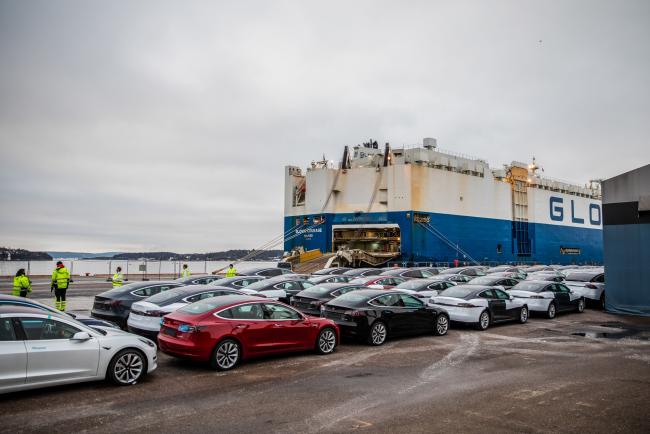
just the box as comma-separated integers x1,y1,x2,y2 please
585,284,597,289
345,310,363,317
178,324,205,333
457,303,478,308
529,295,544,299
144,310,165,317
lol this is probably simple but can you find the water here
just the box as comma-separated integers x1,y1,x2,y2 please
0,260,278,277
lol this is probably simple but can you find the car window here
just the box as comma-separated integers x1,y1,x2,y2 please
556,284,570,293
420,270,434,278
593,274,605,283
261,269,282,277
133,285,174,297
399,294,424,308
19,318,81,340
0,318,16,341
494,289,510,300
403,270,419,278
219,303,264,320
300,281,314,289
371,294,403,307
186,291,227,303
263,304,302,320
478,290,495,299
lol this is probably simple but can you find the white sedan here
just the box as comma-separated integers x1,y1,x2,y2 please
429,285,529,330
509,280,585,318
1,306,157,394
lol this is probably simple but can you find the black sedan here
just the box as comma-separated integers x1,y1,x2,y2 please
291,283,366,316
91,281,183,328
321,289,450,345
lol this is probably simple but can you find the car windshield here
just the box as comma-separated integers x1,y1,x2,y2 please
349,277,372,284
565,272,598,282
396,281,428,290
468,277,498,285
245,280,272,291
146,289,183,304
512,282,547,292
439,287,476,298
438,268,461,274
301,285,334,296
178,298,228,315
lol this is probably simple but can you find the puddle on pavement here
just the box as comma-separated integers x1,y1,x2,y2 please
571,330,649,341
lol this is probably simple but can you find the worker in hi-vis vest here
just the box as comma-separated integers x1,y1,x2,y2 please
112,267,124,288
181,263,191,278
225,264,237,277
51,261,70,311
13,268,31,297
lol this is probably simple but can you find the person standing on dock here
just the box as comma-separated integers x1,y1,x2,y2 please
13,269,31,297
181,264,191,278
112,267,124,288
226,264,237,277
51,261,70,311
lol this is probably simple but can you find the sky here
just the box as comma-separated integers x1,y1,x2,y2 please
1,0,649,253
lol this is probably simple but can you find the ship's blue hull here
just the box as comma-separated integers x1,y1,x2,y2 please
284,211,603,265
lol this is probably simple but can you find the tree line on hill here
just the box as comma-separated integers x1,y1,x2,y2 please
0,247,53,261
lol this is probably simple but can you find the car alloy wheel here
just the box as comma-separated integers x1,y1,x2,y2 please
476,310,490,331
578,298,585,313
519,306,528,324
213,339,240,370
111,350,144,385
316,328,336,354
434,314,449,336
547,302,556,319
369,321,387,345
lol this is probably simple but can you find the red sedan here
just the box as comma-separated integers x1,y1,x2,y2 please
348,276,409,289
158,295,340,370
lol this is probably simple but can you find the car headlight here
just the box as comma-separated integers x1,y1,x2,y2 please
138,337,155,348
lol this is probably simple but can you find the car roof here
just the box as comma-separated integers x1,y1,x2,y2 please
444,285,496,298
186,294,268,310
0,305,65,316
113,280,179,289
340,288,392,298
516,280,554,287
308,282,363,289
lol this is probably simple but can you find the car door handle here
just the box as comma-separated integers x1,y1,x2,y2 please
235,324,248,329
273,323,285,327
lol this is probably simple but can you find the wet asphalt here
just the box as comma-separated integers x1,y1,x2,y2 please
0,278,649,433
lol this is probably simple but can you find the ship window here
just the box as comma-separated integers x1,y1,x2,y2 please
497,244,502,254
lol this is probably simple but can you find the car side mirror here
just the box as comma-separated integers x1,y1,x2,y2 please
509,296,514,301
71,331,92,341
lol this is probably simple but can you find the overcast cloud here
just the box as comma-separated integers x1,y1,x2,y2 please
1,0,648,252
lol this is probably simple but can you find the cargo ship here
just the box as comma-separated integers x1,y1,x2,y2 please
284,138,603,266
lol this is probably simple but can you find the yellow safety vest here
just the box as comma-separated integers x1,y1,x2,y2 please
225,268,237,278
112,273,124,287
13,275,31,296
181,269,191,278
52,267,70,289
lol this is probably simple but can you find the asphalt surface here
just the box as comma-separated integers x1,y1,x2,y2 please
1,278,649,433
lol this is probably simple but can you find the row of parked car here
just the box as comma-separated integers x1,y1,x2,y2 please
0,264,604,394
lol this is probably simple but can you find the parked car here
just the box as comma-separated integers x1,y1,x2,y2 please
394,278,457,299
522,265,555,273
207,276,266,289
237,267,296,277
380,267,438,278
321,289,450,345
175,275,222,285
290,283,366,316
0,305,157,394
91,281,183,328
509,281,585,318
342,268,383,277
348,276,408,288
127,286,249,339
311,267,351,275
466,276,520,290
238,276,315,302
563,270,605,308
429,285,529,330
0,294,119,329
158,295,339,370
438,266,487,277
307,274,352,285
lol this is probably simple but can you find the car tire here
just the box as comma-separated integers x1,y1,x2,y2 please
547,302,557,319
433,314,449,336
107,348,147,386
475,310,490,331
367,321,388,346
315,327,337,354
210,339,241,371
577,298,585,313
519,306,529,324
